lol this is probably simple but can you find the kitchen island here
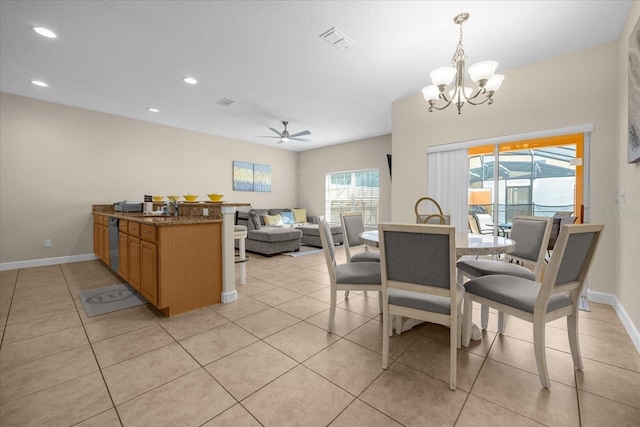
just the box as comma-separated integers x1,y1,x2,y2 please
93,202,235,317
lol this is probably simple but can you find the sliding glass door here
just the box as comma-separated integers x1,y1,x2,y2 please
468,133,584,234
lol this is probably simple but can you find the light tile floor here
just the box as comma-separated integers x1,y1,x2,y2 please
0,249,638,426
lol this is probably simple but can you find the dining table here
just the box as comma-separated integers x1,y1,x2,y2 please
360,229,516,337
359,230,516,257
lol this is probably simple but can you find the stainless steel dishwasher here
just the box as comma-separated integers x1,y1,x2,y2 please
108,217,119,273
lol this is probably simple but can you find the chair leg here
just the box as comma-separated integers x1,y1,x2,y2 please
567,313,583,370
497,311,508,334
449,315,457,390
328,286,337,332
378,291,383,314
480,305,489,329
462,296,472,347
533,320,551,388
382,306,389,369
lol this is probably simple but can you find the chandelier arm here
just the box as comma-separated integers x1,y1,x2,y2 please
428,100,453,112
466,96,493,106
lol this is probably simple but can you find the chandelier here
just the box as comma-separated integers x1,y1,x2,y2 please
422,13,504,114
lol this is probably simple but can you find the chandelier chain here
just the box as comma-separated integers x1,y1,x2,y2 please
452,21,467,65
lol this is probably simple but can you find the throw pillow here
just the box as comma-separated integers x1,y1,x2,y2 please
264,214,283,226
280,211,295,225
292,208,307,224
249,212,262,230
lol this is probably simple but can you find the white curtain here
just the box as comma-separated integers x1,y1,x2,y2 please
426,149,469,232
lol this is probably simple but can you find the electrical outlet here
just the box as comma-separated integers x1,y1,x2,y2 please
203,208,209,216
44,239,52,248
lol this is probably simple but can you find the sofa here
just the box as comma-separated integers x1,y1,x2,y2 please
236,208,343,255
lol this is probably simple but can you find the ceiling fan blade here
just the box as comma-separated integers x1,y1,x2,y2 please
290,130,311,138
291,138,311,142
277,139,285,144
268,127,283,137
257,135,283,138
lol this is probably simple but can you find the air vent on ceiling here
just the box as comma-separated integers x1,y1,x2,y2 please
319,27,354,50
216,98,235,107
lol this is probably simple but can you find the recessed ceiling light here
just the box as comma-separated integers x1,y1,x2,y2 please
183,77,198,85
30,80,48,87
147,108,160,113
33,27,57,38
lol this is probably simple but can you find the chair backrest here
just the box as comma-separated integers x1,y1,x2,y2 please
547,214,578,250
537,223,604,310
473,214,494,234
379,223,456,296
506,215,553,281
318,218,337,277
340,212,365,261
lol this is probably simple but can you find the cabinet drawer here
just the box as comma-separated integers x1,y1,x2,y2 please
128,221,140,237
119,220,128,232
140,224,157,242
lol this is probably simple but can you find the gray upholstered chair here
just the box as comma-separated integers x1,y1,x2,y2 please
318,218,382,333
457,215,553,332
340,212,380,263
379,223,462,390
462,223,604,388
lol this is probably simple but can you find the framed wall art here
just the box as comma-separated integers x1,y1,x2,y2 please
233,161,254,191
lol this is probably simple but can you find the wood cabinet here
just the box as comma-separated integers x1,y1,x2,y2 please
93,213,221,316
93,214,110,265
140,240,157,303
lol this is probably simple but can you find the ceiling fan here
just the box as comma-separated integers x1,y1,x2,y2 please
261,121,311,143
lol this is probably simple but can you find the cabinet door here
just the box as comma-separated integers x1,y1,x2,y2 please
102,225,110,265
93,220,100,257
128,236,141,292
140,240,157,304
118,232,129,281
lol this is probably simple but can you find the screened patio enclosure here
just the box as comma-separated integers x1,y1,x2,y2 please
469,145,577,223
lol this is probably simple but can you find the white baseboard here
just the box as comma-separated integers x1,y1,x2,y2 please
221,290,237,304
588,290,640,353
0,254,98,271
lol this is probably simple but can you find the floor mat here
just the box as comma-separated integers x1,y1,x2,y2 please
78,283,148,317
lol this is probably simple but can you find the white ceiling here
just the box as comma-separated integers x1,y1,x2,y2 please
0,1,632,152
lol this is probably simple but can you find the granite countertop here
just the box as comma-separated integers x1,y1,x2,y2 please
99,211,223,226
92,202,249,226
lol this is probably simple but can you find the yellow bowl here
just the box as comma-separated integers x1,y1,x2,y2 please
152,196,164,202
207,194,224,201
183,194,198,202
167,195,180,202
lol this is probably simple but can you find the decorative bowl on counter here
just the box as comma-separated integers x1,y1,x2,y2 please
152,196,164,202
167,195,180,202
183,194,198,202
207,193,224,201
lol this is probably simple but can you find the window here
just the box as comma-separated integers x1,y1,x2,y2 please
325,169,379,225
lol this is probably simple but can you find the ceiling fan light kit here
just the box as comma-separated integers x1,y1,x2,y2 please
261,121,311,144
422,13,504,115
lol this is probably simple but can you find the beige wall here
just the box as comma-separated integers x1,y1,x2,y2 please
391,20,640,340
616,2,640,338
392,42,628,318
0,93,298,264
297,135,392,222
